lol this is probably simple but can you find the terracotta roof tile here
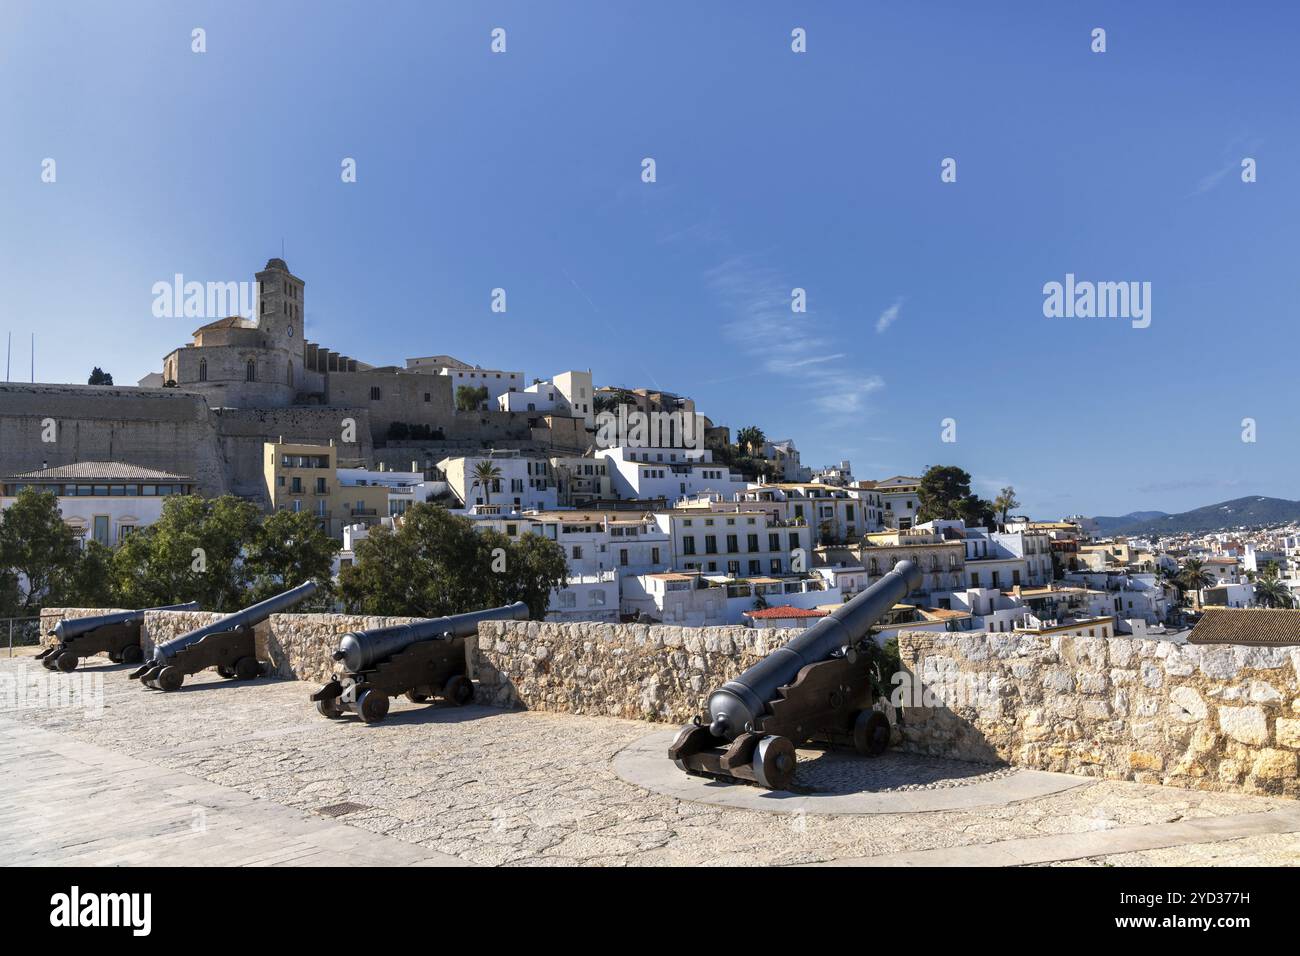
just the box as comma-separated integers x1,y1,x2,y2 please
1188,608,1300,646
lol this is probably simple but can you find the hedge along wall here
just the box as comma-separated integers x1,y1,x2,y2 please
896,630,1300,797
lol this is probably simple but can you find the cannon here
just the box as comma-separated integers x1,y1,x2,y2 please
310,601,530,723
129,582,318,691
36,603,200,672
668,559,923,790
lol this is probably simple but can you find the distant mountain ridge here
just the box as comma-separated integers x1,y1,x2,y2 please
1103,497,1300,536
1091,511,1167,532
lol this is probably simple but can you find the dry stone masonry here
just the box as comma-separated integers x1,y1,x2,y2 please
896,630,1300,797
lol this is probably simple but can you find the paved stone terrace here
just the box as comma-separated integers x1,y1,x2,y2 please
2,657,1299,867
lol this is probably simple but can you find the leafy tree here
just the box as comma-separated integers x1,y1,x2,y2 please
0,488,82,614
1177,558,1215,608
917,465,995,528
993,486,1021,530
244,509,339,605
455,385,489,412
109,495,261,610
87,367,114,385
57,540,117,608
471,460,502,506
339,504,566,619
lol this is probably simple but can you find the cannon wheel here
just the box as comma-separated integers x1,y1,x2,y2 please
41,653,60,670
404,690,430,704
120,644,144,665
55,653,79,673
752,735,797,791
156,666,184,692
217,664,237,679
233,657,261,681
357,689,390,723
443,674,473,707
316,696,345,719
853,709,891,757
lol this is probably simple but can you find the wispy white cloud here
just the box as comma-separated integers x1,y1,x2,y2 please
1189,135,1262,197
703,255,886,419
875,298,903,334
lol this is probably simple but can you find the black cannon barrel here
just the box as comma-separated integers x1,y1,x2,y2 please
704,559,923,739
52,602,200,640
149,582,318,665
333,601,530,673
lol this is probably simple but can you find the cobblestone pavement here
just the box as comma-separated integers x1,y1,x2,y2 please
2,658,1299,866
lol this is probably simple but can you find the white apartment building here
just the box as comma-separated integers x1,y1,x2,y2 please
552,370,595,428
761,439,812,482
863,475,922,529
1,461,196,547
736,482,878,544
549,456,612,506
498,380,566,414
336,465,446,517
438,453,559,512
621,570,837,626
596,446,746,501
655,508,813,577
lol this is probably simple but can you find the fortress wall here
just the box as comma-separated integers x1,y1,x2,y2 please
0,384,230,496
325,369,456,437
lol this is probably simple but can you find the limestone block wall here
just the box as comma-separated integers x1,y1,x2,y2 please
896,630,1300,797
472,619,804,720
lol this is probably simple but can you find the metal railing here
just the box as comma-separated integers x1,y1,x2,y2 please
4,617,42,657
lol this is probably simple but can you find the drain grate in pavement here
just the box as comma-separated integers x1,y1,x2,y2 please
315,801,370,817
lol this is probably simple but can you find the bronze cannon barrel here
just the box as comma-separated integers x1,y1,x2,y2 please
147,582,318,666
51,603,199,641
703,560,922,740
332,601,529,673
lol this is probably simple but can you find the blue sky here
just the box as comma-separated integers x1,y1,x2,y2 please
2,1,1297,518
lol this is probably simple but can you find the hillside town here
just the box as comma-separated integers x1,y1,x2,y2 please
2,257,1297,640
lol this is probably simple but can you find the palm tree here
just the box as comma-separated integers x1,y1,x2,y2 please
1178,558,1215,608
470,460,503,506
993,486,1021,531
1253,576,1293,609
1154,564,1182,606
735,425,766,458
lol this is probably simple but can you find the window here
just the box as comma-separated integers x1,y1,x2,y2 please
619,549,629,566
246,359,256,382
370,386,381,401
747,534,759,552
572,546,582,559
558,591,576,608
118,524,136,543
198,358,207,382
315,477,327,494
704,535,718,554
726,534,738,552
291,477,302,493
682,536,696,555
651,547,660,563
768,533,779,551
93,515,110,545
588,590,606,607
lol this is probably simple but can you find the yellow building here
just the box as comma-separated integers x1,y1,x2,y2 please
263,440,389,538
